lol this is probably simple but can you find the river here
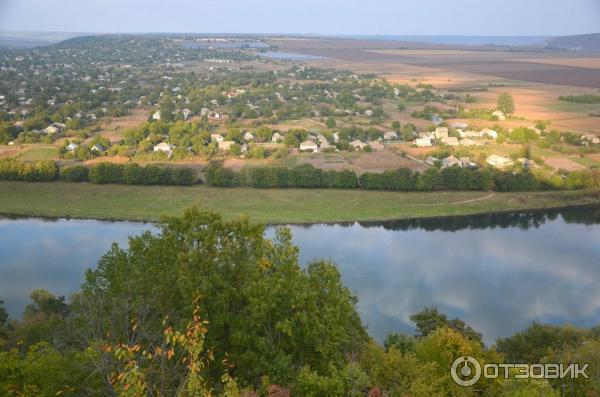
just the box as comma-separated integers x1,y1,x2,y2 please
1,207,600,344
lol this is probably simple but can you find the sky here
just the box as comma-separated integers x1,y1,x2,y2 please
0,0,599,36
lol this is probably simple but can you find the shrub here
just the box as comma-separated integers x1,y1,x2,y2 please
61,165,89,182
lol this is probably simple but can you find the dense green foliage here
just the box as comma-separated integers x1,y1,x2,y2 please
497,92,515,114
0,160,195,185
88,162,196,185
205,164,600,192
0,160,58,182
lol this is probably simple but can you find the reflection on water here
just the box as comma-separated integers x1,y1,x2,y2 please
0,217,156,319
1,206,600,344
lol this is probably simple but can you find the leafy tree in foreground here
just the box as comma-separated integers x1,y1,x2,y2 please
75,207,366,392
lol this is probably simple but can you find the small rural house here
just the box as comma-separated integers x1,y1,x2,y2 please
43,125,59,135
154,142,174,156
442,156,461,168
271,132,284,143
66,143,78,152
459,130,481,139
582,134,600,144
459,138,476,146
384,131,398,140
481,128,498,139
182,108,191,120
218,140,236,151
243,131,254,141
486,154,513,169
434,127,449,139
492,110,506,120
299,140,319,152
210,133,224,143
415,138,433,147
152,111,161,120
441,136,459,147
91,143,105,153
451,122,469,129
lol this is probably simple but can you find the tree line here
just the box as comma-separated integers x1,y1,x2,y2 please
0,160,196,186
205,163,600,192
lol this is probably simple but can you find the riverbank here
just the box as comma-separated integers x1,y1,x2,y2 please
1,181,600,224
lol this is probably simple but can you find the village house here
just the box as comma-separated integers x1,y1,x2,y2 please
243,131,254,141
218,141,236,151
350,139,367,150
66,143,78,152
459,157,477,168
271,132,284,143
91,143,105,153
210,133,224,143
441,136,459,147
152,111,161,120
481,128,498,139
451,122,469,129
492,110,506,120
442,156,461,168
154,142,174,156
43,125,60,135
415,138,433,147
582,134,600,144
182,108,191,120
368,140,385,152
434,127,449,139
486,154,513,169
332,132,340,143
299,140,319,152
459,138,476,147
459,130,481,139
384,131,398,141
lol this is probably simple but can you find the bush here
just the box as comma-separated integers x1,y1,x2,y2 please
0,160,58,182
88,162,195,186
61,165,89,182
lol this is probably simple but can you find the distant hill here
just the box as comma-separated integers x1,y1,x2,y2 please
544,33,600,51
0,31,85,49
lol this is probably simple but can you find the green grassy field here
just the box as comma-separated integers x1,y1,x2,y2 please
15,147,58,161
1,181,600,224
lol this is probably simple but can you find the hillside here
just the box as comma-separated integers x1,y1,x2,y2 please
545,33,600,51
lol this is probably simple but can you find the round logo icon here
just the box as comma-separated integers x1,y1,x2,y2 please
451,356,482,387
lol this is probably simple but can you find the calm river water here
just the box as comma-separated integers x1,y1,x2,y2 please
2,207,600,344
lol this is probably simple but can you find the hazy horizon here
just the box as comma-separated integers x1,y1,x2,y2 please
1,0,599,37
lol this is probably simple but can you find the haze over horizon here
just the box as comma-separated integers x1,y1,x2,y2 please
0,0,599,37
